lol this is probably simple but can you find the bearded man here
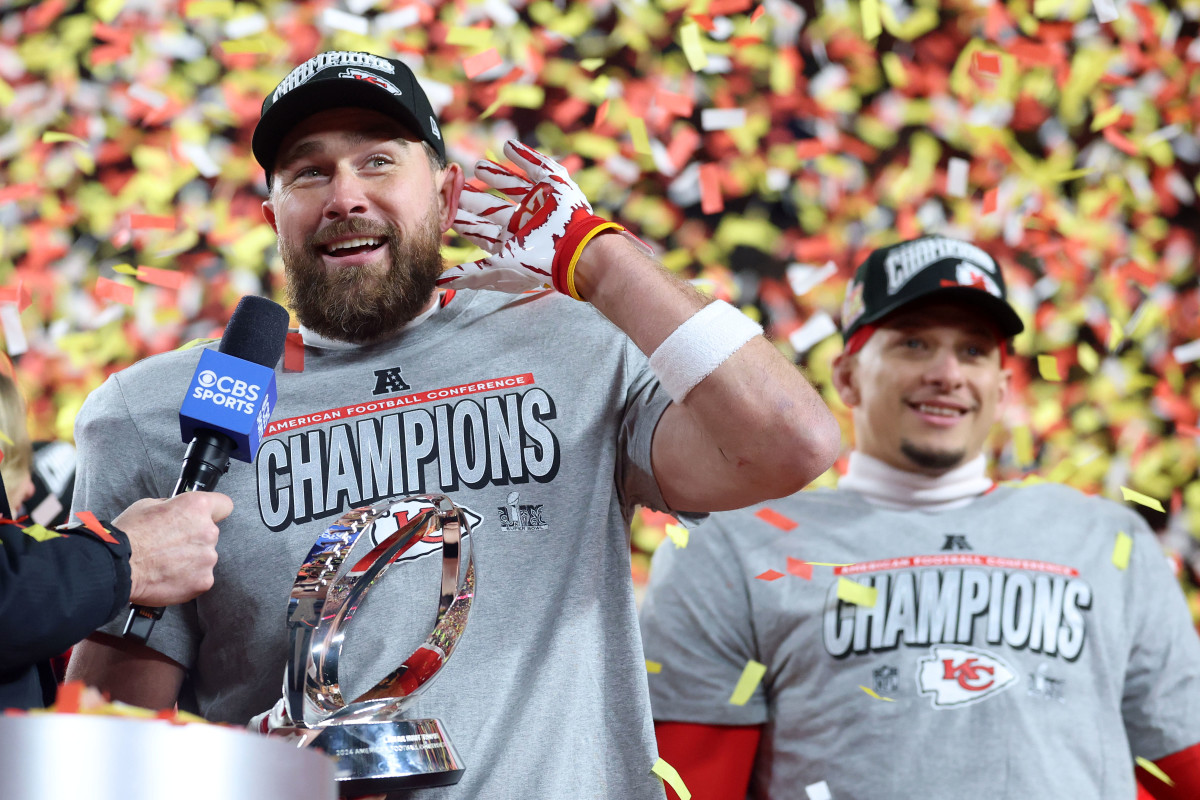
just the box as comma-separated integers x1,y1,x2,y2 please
65,51,840,799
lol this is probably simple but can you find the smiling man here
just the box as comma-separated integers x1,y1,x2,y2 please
640,235,1200,800
65,51,840,799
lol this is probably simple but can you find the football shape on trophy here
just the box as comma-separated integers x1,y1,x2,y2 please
279,494,475,796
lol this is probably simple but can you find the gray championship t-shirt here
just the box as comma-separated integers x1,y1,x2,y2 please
640,484,1200,799
75,289,672,799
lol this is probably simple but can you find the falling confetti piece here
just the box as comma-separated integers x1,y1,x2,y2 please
651,758,691,800
665,523,689,548
858,685,895,701
729,660,767,705
786,557,813,579
1120,487,1165,513
1135,757,1174,787
756,569,785,581
1037,355,1062,381
75,511,119,544
1112,531,1132,570
679,21,708,71
21,524,61,543
837,578,878,607
755,507,798,531
646,660,663,674
861,0,882,40
463,49,503,79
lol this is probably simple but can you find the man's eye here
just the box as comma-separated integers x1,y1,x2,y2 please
903,338,924,349
369,156,390,167
295,166,321,178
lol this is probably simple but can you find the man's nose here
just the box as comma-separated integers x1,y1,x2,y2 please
324,168,368,219
924,348,965,388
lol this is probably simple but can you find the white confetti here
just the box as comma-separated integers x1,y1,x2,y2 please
805,781,833,800
700,108,747,131
946,157,969,198
223,13,266,40
786,261,838,297
373,6,420,32
127,84,167,109
1172,339,1200,364
1094,0,1118,23
0,304,26,357
788,311,838,355
320,8,369,35
179,142,220,179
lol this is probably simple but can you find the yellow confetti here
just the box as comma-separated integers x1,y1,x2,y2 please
729,659,767,706
111,263,139,276
497,85,545,109
1111,531,1132,570
1120,487,1165,513
221,37,270,54
629,116,652,156
837,578,878,607
22,524,61,542
579,58,604,71
1051,168,1097,182
94,0,123,23
858,685,895,701
1136,757,1174,787
665,523,689,549
446,27,495,48
0,430,12,447
175,338,218,352
1037,355,1062,381
185,0,234,17
679,22,708,72
881,52,908,88
651,758,691,800
42,132,87,146
862,0,882,40
1090,105,1123,132
646,660,663,674
1077,342,1100,373
1012,424,1035,467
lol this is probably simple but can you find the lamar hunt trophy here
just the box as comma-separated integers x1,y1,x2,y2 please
278,494,475,796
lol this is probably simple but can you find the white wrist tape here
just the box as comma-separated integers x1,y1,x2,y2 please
649,300,764,403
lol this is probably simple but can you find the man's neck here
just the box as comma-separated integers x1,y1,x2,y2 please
299,293,440,349
839,451,993,511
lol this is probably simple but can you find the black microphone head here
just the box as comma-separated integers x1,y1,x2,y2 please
218,295,290,368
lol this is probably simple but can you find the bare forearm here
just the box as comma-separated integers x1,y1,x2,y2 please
65,633,185,710
577,235,841,510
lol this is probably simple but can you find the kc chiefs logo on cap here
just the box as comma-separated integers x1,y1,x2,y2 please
917,645,1017,708
339,68,402,96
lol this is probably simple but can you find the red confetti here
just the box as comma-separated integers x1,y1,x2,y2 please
974,52,1001,76
0,283,32,312
136,266,185,290
0,184,38,204
54,681,84,713
75,511,119,544
755,569,785,581
129,213,176,230
755,507,798,531
751,5,765,22
284,331,305,372
95,277,134,305
982,188,999,214
699,163,724,214
709,0,753,13
463,49,502,79
786,557,813,580
1103,126,1140,156
796,140,827,160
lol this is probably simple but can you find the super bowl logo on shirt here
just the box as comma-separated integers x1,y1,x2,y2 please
917,645,1018,708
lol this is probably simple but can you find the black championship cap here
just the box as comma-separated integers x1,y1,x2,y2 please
253,51,446,182
840,235,1024,341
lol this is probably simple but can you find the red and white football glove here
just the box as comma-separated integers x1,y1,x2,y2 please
437,140,649,300
248,697,309,744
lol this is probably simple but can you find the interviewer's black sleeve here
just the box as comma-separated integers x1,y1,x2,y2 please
0,520,131,671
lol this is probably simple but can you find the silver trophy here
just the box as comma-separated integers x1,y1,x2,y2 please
278,494,475,796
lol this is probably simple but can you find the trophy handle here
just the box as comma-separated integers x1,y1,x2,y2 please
284,495,475,727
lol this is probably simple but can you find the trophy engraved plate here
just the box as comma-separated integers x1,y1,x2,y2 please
280,494,475,795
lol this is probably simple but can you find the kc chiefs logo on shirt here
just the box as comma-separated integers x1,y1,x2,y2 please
917,645,1018,708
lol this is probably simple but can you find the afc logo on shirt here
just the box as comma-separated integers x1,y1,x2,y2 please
373,367,411,395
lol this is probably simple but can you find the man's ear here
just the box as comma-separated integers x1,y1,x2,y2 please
436,163,465,234
262,199,278,233
832,352,860,408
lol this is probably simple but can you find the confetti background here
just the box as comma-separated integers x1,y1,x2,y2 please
1,0,1198,611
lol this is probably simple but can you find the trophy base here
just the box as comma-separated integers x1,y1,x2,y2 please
308,718,465,796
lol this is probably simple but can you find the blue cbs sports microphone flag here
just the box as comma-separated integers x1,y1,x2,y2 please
179,348,277,462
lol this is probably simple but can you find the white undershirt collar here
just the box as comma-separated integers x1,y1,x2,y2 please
839,451,994,512
298,299,440,350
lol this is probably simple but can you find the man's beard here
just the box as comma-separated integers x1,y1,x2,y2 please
283,213,444,344
900,440,967,473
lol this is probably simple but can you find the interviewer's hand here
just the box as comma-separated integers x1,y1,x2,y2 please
114,492,232,607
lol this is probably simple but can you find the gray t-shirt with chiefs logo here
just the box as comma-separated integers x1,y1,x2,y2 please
639,483,1200,800
74,289,672,800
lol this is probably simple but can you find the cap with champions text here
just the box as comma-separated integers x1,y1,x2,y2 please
840,235,1024,344
253,50,446,183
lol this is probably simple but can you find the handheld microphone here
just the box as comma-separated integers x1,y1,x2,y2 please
123,295,290,643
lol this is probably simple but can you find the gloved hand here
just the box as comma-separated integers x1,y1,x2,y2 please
248,697,305,742
437,140,648,300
